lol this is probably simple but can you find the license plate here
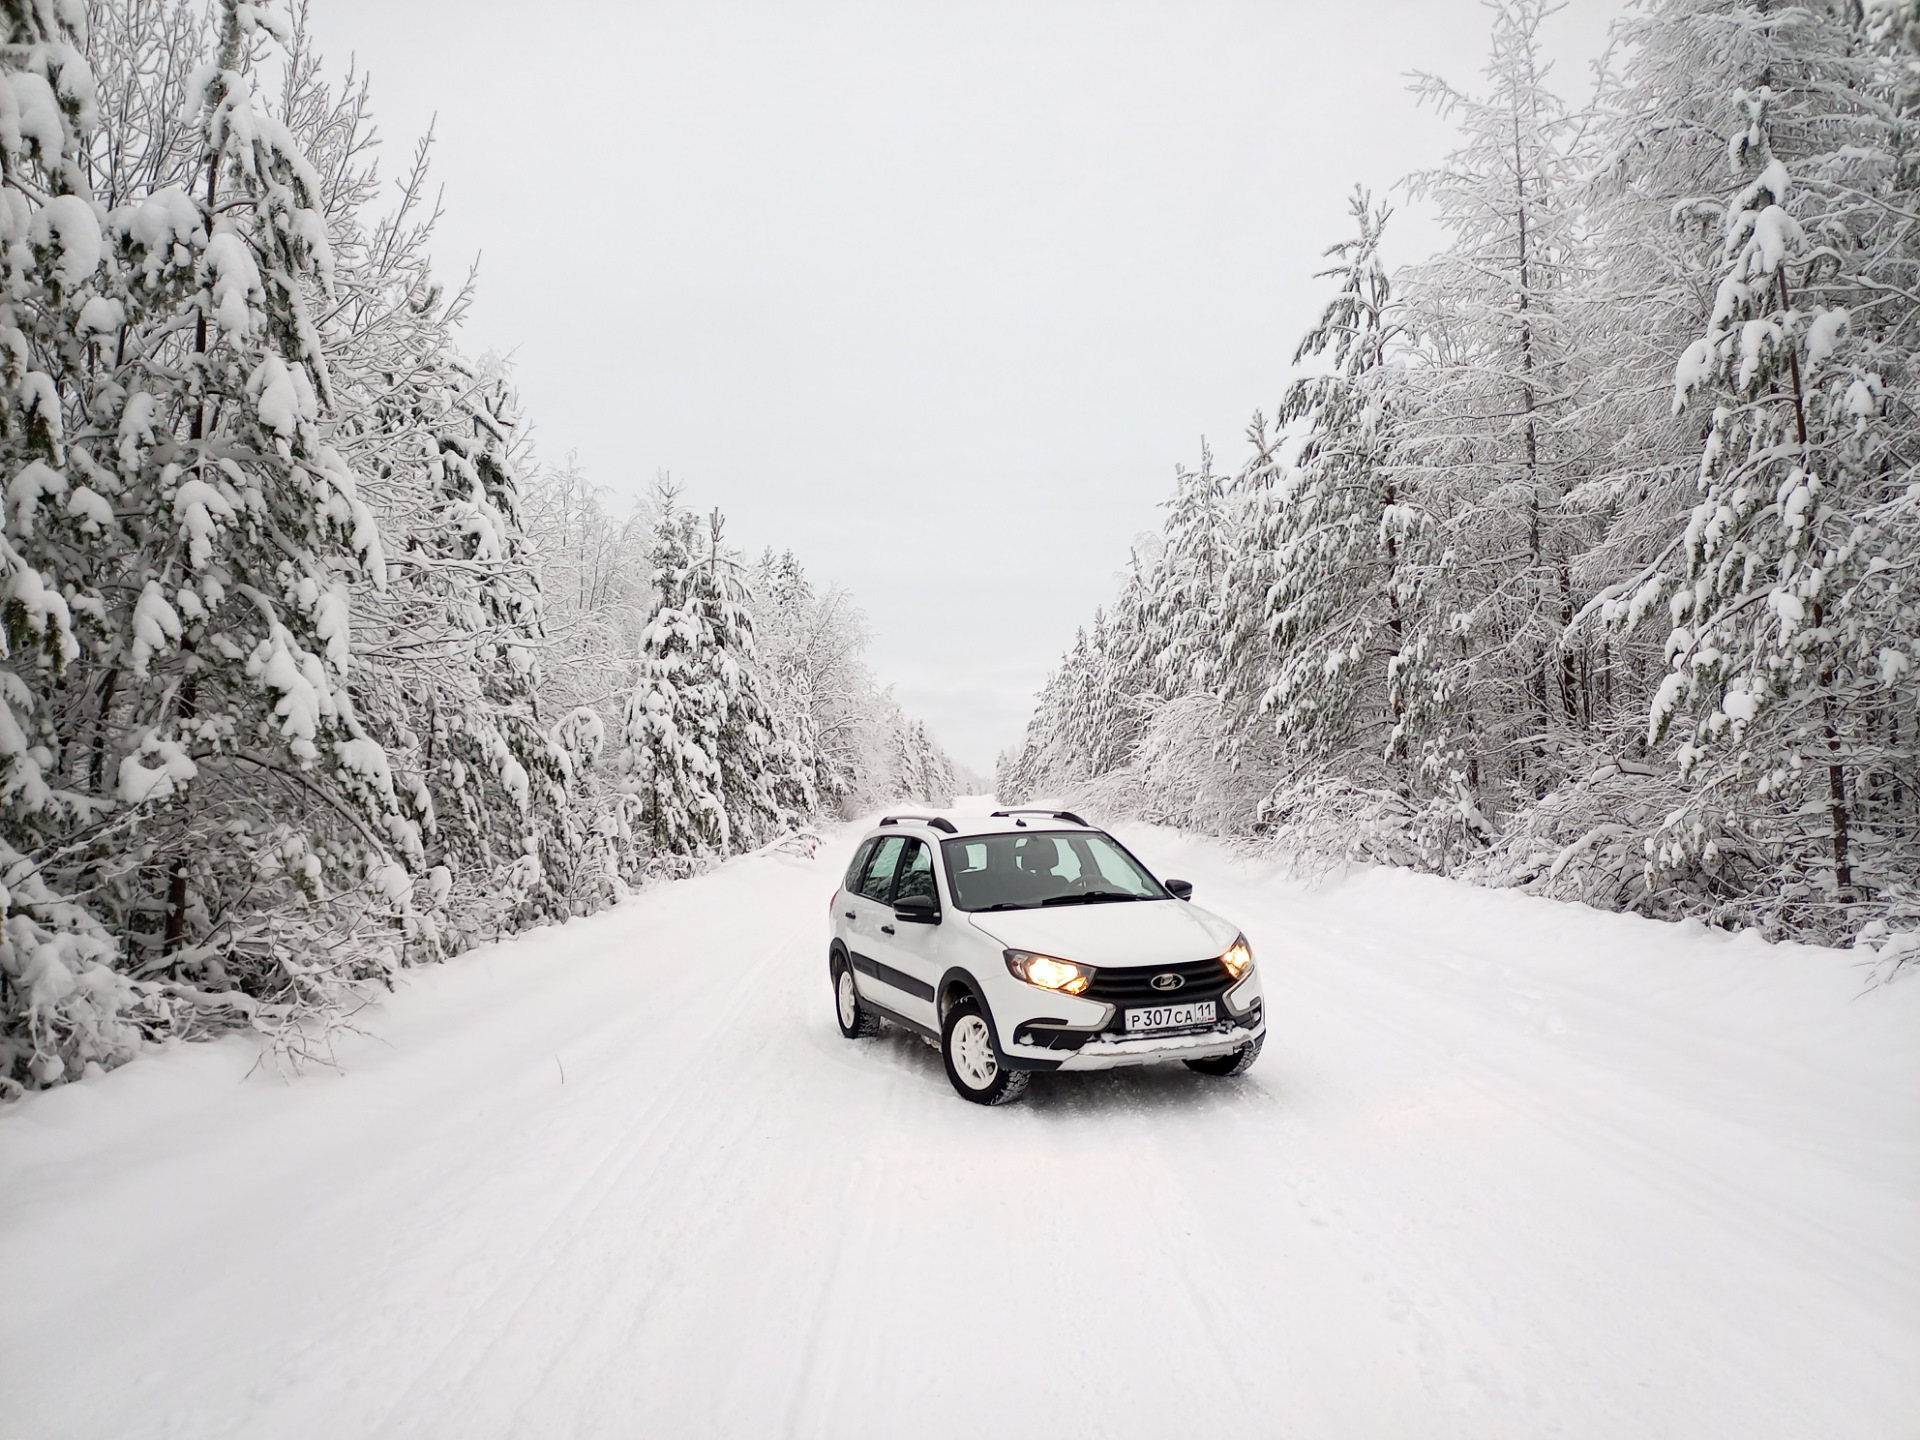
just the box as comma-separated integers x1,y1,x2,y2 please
1124,1001,1216,1032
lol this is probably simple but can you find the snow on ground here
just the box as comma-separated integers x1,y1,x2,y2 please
3,813,1916,1439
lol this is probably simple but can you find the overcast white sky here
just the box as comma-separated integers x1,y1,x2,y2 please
314,0,1628,775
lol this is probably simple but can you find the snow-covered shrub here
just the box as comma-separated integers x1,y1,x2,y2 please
1075,694,1263,835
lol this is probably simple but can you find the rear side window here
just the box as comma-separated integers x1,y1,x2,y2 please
859,835,906,902
844,839,877,891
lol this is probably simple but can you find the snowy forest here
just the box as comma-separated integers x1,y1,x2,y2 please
0,0,955,1094
1001,0,1920,958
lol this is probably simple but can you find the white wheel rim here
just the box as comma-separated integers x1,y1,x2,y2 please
950,1014,997,1089
837,970,858,1030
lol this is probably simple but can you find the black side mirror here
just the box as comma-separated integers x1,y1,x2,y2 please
1164,878,1193,901
893,893,941,924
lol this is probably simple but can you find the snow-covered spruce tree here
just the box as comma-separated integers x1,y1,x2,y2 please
1655,80,1920,937
1390,0,1597,864
859,694,956,808
373,364,577,934
1079,595,1152,778
0,3,130,1094
1221,190,1432,858
1143,438,1234,699
691,510,806,850
620,495,802,863
622,495,724,860
750,548,860,815
1000,618,1110,805
1504,0,1886,917
1,0,436,1091
262,22,588,939
997,511,1258,832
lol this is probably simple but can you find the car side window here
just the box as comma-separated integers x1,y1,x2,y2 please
844,839,876,891
894,839,937,906
859,835,906,902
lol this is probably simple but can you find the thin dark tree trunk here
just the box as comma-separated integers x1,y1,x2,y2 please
88,667,118,793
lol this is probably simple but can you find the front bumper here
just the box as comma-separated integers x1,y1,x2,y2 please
1054,1017,1263,1070
998,971,1264,1072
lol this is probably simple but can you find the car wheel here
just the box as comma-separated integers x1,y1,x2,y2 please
833,954,881,1039
1184,1033,1264,1077
941,996,1029,1106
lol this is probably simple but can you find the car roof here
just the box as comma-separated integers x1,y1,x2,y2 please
863,809,1097,841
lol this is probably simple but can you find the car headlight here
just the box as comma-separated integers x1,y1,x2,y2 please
1221,935,1254,980
1005,949,1094,995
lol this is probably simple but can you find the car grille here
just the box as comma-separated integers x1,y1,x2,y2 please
1083,956,1232,1005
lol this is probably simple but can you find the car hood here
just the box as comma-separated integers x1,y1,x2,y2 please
966,898,1239,968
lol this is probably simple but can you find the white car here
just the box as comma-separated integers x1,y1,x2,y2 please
827,809,1266,1104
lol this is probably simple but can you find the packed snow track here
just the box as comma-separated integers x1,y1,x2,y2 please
4,820,1915,1439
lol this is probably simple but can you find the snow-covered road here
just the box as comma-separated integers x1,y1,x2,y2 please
4,818,1916,1439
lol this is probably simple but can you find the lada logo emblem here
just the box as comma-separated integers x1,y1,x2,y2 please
1151,973,1184,992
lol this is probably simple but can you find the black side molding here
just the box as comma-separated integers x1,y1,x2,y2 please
849,950,936,1002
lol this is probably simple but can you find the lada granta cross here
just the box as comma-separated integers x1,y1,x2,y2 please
828,809,1265,1104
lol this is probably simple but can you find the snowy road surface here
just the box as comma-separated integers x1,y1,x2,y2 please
4,818,1916,1439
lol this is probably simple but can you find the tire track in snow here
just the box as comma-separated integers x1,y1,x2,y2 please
369,866,821,1437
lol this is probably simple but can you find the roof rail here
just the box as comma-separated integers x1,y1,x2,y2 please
879,814,958,834
989,808,1091,827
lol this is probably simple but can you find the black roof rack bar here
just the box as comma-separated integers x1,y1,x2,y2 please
879,814,958,834
989,808,1090,827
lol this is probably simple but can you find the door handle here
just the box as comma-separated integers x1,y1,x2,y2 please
844,911,856,920
880,924,896,935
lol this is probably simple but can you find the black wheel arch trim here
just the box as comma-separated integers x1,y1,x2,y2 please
936,966,1061,1073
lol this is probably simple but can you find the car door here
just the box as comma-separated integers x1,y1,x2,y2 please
844,835,933,1023
836,836,877,946
864,837,942,1029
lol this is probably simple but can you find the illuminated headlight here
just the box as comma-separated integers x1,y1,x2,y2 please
1220,935,1255,980
1005,949,1094,995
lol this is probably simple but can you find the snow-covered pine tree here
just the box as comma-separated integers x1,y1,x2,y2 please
622,491,725,860
2,0,442,1091
0,0,145,1093
1229,191,1416,790
264,23,588,937
1510,0,1883,917
1145,439,1234,698
865,698,955,807
1080,546,1164,778
1656,74,1919,935
689,509,804,849
750,548,848,817
620,493,812,862
381,364,576,932
1393,0,1595,858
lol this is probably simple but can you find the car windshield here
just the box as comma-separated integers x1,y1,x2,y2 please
941,831,1167,912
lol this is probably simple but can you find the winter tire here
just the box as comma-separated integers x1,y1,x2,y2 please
1184,1032,1264,1077
941,995,1029,1105
833,953,881,1039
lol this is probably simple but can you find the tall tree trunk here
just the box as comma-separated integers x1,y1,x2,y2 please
162,649,197,956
